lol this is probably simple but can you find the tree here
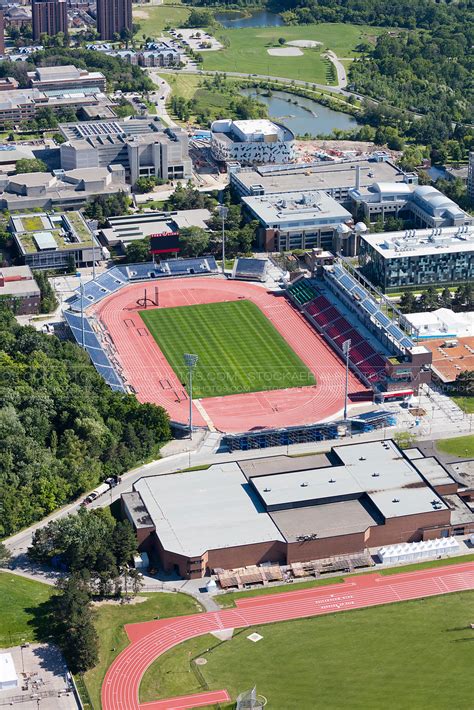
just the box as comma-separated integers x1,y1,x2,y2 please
278,37,286,45
0,543,11,567
16,158,47,174
33,270,58,313
399,291,416,313
178,226,210,257
124,238,150,263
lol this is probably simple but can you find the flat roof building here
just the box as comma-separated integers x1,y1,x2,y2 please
124,439,474,578
10,211,101,270
0,265,40,314
28,65,106,93
359,225,474,292
59,119,191,185
243,189,352,252
98,209,211,247
211,118,295,166
230,159,415,205
0,165,128,212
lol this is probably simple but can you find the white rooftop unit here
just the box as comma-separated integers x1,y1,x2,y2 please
0,653,18,691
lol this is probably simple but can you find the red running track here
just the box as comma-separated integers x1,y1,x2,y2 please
93,278,368,433
102,562,474,710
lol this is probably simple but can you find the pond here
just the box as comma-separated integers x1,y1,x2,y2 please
242,88,358,136
214,10,284,29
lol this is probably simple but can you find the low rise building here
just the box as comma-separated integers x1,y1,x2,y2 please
242,189,352,251
0,165,128,211
0,265,40,314
10,210,101,270
349,183,472,229
211,119,295,165
98,209,211,247
358,225,474,292
123,440,474,578
59,119,191,185
88,41,181,67
27,65,106,92
230,158,416,205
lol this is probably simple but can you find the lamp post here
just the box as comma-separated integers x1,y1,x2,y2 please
217,204,228,275
342,338,351,421
183,353,198,438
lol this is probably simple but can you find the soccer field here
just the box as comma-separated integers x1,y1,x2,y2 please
139,300,315,398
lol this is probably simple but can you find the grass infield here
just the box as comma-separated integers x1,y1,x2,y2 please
139,591,474,708
139,300,315,398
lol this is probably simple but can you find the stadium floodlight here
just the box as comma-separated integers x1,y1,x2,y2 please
183,353,198,438
217,204,229,275
342,338,351,420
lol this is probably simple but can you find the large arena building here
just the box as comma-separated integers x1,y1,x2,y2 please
122,439,474,578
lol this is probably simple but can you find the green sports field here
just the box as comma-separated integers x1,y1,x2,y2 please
139,591,474,709
139,300,315,398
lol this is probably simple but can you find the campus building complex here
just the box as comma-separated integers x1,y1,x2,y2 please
242,190,352,251
211,119,295,165
27,65,106,93
59,119,192,185
0,166,128,211
359,225,474,292
123,440,474,578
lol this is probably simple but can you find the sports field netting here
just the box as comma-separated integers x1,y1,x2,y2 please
139,300,316,398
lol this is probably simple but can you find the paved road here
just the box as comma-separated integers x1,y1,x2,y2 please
325,50,348,89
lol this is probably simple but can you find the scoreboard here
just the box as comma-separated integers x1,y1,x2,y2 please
150,232,180,254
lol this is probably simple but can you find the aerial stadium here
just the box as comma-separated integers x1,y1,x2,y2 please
64,242,432,438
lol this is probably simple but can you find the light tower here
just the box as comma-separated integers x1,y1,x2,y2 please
183,353,198,438
217,204,229,275
342,338,351,421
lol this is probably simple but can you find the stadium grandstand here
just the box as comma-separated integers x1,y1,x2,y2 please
232,257,268,282
67,257,219,311
287,262,433,400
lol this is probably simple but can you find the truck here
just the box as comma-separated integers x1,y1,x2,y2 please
81,482,111,506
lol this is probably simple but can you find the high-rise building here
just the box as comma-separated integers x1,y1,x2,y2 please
468,152,474,203
32,0,68,42
97,0,132,41
0,11,5,55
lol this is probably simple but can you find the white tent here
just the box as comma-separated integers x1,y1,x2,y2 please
378,537,460,564
0,653,18,691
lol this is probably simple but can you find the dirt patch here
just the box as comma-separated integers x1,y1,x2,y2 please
92,596,148,607
267,47,303,57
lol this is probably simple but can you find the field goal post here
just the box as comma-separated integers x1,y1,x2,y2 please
236,687,266,710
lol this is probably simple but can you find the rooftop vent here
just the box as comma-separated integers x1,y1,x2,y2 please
372,472,380,477
392,498,400,503
300,482,309,487
359,456,366,461
328,478,336,483
263,487,271,492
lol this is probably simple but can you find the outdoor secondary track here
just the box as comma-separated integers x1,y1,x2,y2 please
101,562,474,710
93,278,368,433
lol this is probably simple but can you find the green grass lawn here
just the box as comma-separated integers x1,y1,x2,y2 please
133,3,191,36
436,434,474,459
0,572,54,648
202,23,386,84
140,591,474,708
139,300,315,398
452,396,474,414
83,592,203,709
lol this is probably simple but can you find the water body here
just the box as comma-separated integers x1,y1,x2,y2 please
214,10,284,29
242,88,358,136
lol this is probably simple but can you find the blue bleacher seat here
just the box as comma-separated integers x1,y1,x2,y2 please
400,336,414,349
387,323,405,340
88,347,114,367
360,299,378,315
339,274,356,292
375,312,391,327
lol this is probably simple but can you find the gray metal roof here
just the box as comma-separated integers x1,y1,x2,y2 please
134,463,284,557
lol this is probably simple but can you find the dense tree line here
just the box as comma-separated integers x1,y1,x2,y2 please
398,284,473,314
33,271,59,313
84,191,132,224
0,307,170,537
